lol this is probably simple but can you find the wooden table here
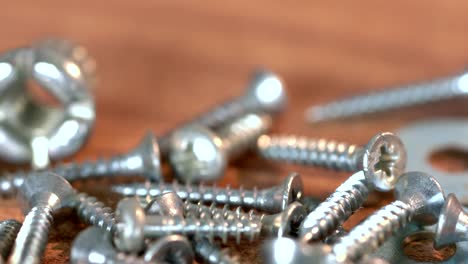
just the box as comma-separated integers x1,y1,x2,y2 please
2,1,468,263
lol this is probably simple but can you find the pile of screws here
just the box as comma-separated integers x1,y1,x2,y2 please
0,38,466,264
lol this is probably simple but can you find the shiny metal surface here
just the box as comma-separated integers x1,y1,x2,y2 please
397,119,468,204
305,70,468,122
0,132,161,198
169,113,271,182
372,224,468,264
435,193,468,248
0,38,95,168
145,192,185,217
0,220,21,262
112,173,303,214
143,235,194,264
331,171,445,263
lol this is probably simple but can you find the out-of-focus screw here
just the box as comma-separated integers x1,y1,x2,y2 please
158,70,286,156
169,113,272,182
331,171,445,263
298,133,407,243
113,198,261,253
0,220,21,262
71,226,158,264
305,71,468,122
193,238,239,264
8,173,76,264
0,132,161,198
434,193,468,248
184,201,306,237
145,192,185,217
257,132,407,192
112,173,303,214
143,235,194,264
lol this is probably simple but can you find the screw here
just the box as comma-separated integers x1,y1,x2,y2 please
145,192,185,217
184,201,306,237
169,113,272,182
193,238,240,264
434,193,468,248
298,133,407,243
113,198,261,253
157,70,286,156
73,192,115,233
257,132,407,192
112,173,303,214
71,226,179,264
0,220,21,262
142,235,194,264
331,171,445,263
305,71,468,122
0,132,161,198
8,172,76,264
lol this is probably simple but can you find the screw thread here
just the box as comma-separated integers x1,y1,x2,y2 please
307,74,464,122
115,182,265,211
184,202,258,223
218,114,272,158
194,238,240,264
257,135,363,171
300,172,369,242
0,220,22,261
158,98,251,154
8,206,53,264
332,200,413,262
144,215,261,244
75,193,115,233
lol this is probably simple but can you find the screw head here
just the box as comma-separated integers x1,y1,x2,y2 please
145,192,184,217
262,237,332,264
362,132,407,191
279,173,304,211
434,193,466,248
395,171,445,225
114,198,146,253
18,172,76,213
169,125,226,182
71,227,116,264
144,235,194,264
246,70,287,114
262,201,307,237
129,131,162,182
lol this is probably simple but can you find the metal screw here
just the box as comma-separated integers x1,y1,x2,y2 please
305,70,468,122
157,70,286,156
8,172,76,264
142,235,194,264
73,192,115,233
331,171,445,263
112,173,303,214
0,132,161,198
169,113,272,182
184,201,306,237
71,227,144,264
113,198,261,253
434,193,468,248
298,133,407,243
257,132,407,192
0,220,21,262
193,238,240,264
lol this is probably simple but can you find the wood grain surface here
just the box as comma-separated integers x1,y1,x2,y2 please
2,1,468,263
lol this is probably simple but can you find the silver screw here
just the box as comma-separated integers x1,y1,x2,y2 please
158,70,286,156
434,193,468,248
8,172,76,264
73,192,115,233
0,132,161,198
142,235,194,264
112,173,303,214
184,201,306,237
331,171,445,263
169,113,272,182
113,198,261,253
305,71,468,122
298,133,407,243
72,226,183,264
193,238,240,264
0,220,21,262
257,132,407,192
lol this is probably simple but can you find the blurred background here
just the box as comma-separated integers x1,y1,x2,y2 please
2,1,468,262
